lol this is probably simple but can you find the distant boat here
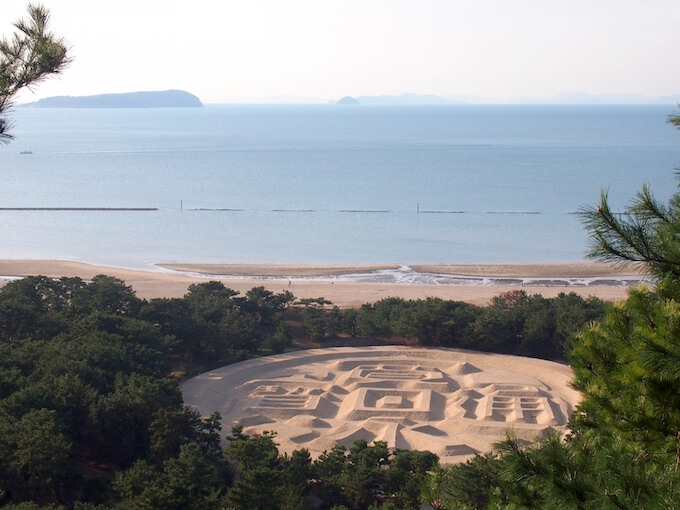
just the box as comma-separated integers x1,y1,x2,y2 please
19,151,32,154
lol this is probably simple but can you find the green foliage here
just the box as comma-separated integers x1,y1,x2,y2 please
302,306,327,341
0,276,74,341
463,290,606,359
94,373,182,465
0,3,70,143
313,444,349,506
244,286,294,326
385,449,439,509
271,321,293,353
420,463,457,510
310,440,438,510
580,186,680,281
0,268,610,507
464,122,680,508
341,291,604,361
113,443,226,509
340,439,390,508
0,267,616,508
0,408,71,503
0,275,287,507
224,427,287,509
76,275,143,316
420,454,504,510
149,408,224,467
326,305,343,337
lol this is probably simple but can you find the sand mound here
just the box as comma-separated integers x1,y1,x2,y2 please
181,346,580,463
285,415,332,428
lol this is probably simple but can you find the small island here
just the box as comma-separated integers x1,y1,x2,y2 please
22,89,203,108
337,96,360,105
336,93,457,105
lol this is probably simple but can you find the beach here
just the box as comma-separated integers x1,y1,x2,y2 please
0,260,643,306
0,260,633,460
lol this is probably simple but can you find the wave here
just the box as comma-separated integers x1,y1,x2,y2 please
168,265,648,288
0,207,157,211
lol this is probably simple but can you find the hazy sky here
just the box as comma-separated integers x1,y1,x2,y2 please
2,0,679,103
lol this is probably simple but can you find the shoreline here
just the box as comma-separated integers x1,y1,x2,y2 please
160,262,645,279
0,260,642,307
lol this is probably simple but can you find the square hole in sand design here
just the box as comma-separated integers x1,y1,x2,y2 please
346,388,433,420
352,364,442,382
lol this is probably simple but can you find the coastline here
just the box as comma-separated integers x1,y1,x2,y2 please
161,262,645,279
0,260,641,307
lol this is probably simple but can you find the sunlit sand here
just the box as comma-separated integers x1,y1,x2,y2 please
0,260,639,306
181,346,581,463
0,260,619,460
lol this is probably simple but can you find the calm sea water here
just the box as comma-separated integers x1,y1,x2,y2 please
0,104,678,270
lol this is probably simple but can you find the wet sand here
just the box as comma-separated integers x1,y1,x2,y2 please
0,260,642,307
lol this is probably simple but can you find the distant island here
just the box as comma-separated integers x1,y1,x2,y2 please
337,96,360,105
21,90,203,108
336,92,680,105
337,93,458,105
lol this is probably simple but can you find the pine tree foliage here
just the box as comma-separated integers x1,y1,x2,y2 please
579,187,680,281
480,115,680,509
0,3,70,143
579,114,680,282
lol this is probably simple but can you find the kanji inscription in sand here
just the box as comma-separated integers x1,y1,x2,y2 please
181,346,580,463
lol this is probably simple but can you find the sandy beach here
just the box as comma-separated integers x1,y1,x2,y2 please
0,260,643,306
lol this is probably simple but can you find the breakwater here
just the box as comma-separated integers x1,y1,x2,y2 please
0,207,158,211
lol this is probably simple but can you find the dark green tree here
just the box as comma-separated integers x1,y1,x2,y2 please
384,449,438,509
113,443,227,509
222,309,265,356
579,185,680,283
94,373,182,465
279,449,314,510
0,276,73,341
71,275,143,316
300,305,328,342
313,444,349,507
419,463,456,510
1,408,71,503
271,321,293,353
339,439,390,509
224,427,286,510
148,408,223,468
485,116,680,508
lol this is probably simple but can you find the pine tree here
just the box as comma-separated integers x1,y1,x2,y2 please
0,4,70,142
487,113,680,508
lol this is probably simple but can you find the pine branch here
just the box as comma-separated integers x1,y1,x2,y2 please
0,4,70,143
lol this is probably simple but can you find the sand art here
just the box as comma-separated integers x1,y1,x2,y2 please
181,346,580,463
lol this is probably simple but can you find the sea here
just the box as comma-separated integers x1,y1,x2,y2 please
0,104,678,277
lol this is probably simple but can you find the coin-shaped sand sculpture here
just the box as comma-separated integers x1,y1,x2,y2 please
181,346,580,463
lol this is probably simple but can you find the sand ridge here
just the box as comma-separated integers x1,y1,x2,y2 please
160,263,401,277
181,346,581,463
410,262,646,278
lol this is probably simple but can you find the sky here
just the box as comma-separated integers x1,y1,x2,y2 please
2,0,679,104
